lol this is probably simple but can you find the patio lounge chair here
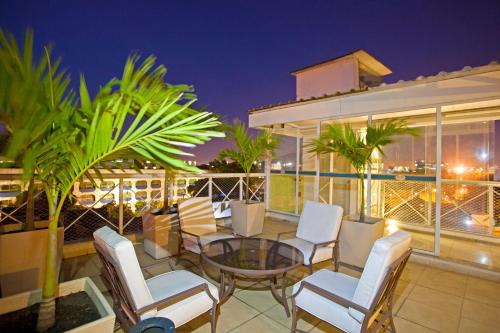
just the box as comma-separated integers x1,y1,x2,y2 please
93,226,219,332
177,197,235,259
290,230,411,333
277,200,343,273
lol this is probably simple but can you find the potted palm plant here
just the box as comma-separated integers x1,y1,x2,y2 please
218,120,278,236
0,30,223,332
309,120,418,269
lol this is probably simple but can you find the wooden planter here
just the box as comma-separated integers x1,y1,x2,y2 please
339,216,385,270
0,227,63,297
0,277,115,333
142,210,179,259
230,200,265,237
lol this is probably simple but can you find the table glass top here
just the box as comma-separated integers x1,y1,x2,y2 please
202,237,303,273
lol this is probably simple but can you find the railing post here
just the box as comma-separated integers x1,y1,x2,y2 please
239,176,243,201
118,178,124,235
295,127,300,215
315,120,320,202
208,177,213,200
366,115,372,217
434,106,442,256
265,150,271,211
488,184,494,232
169,179,174,208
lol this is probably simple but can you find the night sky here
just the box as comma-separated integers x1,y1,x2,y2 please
1,0,500,163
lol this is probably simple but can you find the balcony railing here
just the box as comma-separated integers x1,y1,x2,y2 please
0,170,265,243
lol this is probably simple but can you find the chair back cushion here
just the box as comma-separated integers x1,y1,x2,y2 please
178,197,217,235
93,226,154,311
296,201,343,244
349,230,411,322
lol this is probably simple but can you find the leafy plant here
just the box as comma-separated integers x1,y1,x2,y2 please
0,30,223,331
218,120,278,204
309,120,419,222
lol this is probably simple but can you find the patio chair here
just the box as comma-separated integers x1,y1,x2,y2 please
93,226,219,332
277,200,343,274
177,197,235,258
290,230,412,333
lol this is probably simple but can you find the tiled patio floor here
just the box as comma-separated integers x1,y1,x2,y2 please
403,229,500,272
61,218,500,332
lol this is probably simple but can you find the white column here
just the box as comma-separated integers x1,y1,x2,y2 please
265,145,271,211
295,127,300,215
366,115,372,217
434,106,442,256
315,120,320,202
118,178,124,235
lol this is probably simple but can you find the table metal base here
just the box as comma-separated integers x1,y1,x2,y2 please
218,270,290,317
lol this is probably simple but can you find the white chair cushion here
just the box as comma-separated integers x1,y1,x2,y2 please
93,226,154,312
296,201,343,244
144,270,219,327
178,197,217,235
281,238,334,265
183,231,234,254
293,269,361,333
349,230,411,322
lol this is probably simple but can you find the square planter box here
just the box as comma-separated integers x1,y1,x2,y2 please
230,200,265,237
0,227,64,296
142,209,179,259
339,216,385,270
0,277,115,333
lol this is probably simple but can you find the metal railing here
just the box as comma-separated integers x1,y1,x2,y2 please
0,170,265,243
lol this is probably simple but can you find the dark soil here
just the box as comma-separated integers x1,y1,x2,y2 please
0,291,100,333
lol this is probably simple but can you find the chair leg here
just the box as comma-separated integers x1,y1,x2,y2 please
210,303,218,333
333,244,339,272
198,254,206,277
308,264,313,275
387,299,397,333
290,297,298,333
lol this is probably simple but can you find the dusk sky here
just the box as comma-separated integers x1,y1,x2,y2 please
1,0,499,163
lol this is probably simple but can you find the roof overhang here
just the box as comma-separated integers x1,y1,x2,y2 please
249,64,500,129
290,49,391,76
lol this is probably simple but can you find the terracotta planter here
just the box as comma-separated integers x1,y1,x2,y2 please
0,227,63,297
0,277,115,333
142,210,179,259
230,200,265,237
339,216,385,270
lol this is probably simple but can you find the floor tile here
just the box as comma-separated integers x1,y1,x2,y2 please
190,297,260,333
458,317,499,333
398,298,459,332
230,313,289,333
393,316,438,333
400,262,426,283
407,285,463,318
416,267,468,297
461,299,500,327
309,320,343,332
235,287,285,312
263,304,320,332
465,276,500,307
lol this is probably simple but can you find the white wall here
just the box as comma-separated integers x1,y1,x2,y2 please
295,57,358,100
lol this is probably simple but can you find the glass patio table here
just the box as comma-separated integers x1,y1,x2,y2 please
201,237,303,317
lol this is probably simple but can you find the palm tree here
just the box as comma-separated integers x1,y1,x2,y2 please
218,120,278,204
309,120,419,223
1,30,223,331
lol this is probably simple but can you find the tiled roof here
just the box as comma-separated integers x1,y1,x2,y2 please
249,60,500,114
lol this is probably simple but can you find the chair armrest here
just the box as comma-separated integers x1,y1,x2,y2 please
216,224,236,236
179,229,203,249
309,240,338,265
276,230,296,241
293,281,369,315
136,283,217,315
312,239,338,248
